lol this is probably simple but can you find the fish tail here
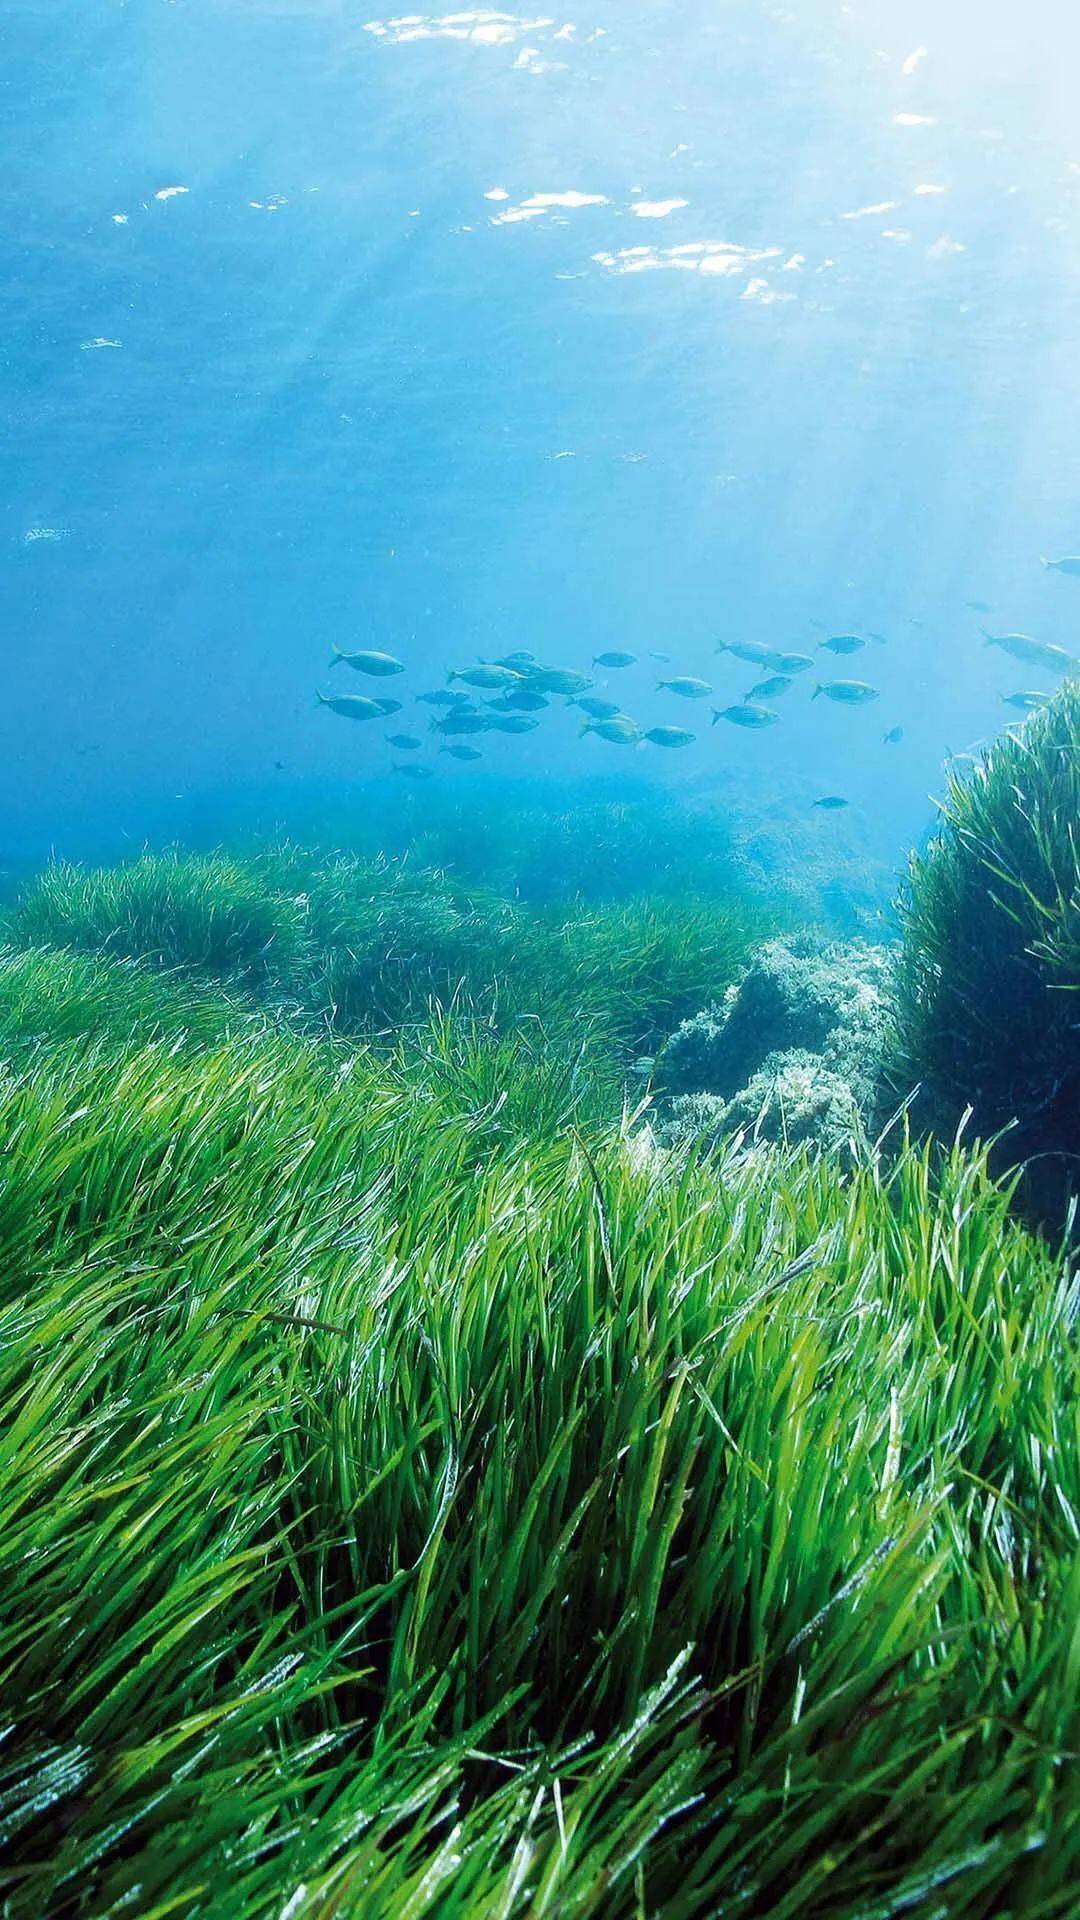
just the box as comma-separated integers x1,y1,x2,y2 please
579,722,593,737
713,641,728,654
315,690,329,706
981,630,996,646
328,645,344,668
711,708,721,726
1039,556,1052,570
811,683,822,700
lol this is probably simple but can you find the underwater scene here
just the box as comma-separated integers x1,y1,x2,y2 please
2,1,1079,1913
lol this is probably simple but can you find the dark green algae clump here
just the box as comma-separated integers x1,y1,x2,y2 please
894,677,1080,1234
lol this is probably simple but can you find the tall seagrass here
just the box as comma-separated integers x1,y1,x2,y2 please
896,679,1080,1229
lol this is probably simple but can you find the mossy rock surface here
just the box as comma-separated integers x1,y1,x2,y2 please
657,934,894,1154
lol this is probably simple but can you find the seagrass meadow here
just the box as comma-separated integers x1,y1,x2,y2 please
0,815,1078,1914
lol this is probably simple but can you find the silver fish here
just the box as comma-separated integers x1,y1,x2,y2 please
574,696,621,719
714,640,771,665
329,646,405,676
812,680,880,704
523,666,594,695
441,744,483,760
813,795,849,810
316,691,385,721
581,715,643,744
764,651,814,674
983,630,1079,673
593,650,637,668
431,710,489,735
484,714,539,734
1040,556,1080,576
712,703,779,728
658,676,712,698
1001,690,1051,711
818,634,865,656
417,689,472,707
747,674,794,700
487,688,549,712
450,664,525,689
644,726,694,747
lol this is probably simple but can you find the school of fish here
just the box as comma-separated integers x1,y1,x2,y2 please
312,560,1080,804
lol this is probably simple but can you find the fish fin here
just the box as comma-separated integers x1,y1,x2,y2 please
713,641,728,654
315,690,329,706
811,683,822,700
328,646,345,668
711,708,721,726
981,630,996,646
579,722,593,737
447,670,459,683
1040,556,1052,569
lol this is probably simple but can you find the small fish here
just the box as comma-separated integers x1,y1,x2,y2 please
522,666,594,695
450,664,524,689
650,650,671,663
1040,556,1080,576
417,689,471,707
441,744,483,761
593,650,637,668
581,716,643,744
489,649,541,667
574,696,621,719
868,632,888,645
813,795,850,810
764,651,814,674
747,674,793,700
658,676,712,699
818,634,866,656
982,630,1079,673
712,703,779,728
883,725,904,744
1001,690,1051,711
966,599,993,614
487,688,549,712
484,714,539,733
316,691,385,721
374,697,403,715
431,710,490,735
644,726,695,747
715,640,771,665
812,680,880,704
386,733,422,749
329,646,405,676
393,763,435,780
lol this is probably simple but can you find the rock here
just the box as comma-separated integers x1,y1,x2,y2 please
655,934,895,1158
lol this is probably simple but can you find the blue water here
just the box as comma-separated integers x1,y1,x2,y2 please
4,0,1080,884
